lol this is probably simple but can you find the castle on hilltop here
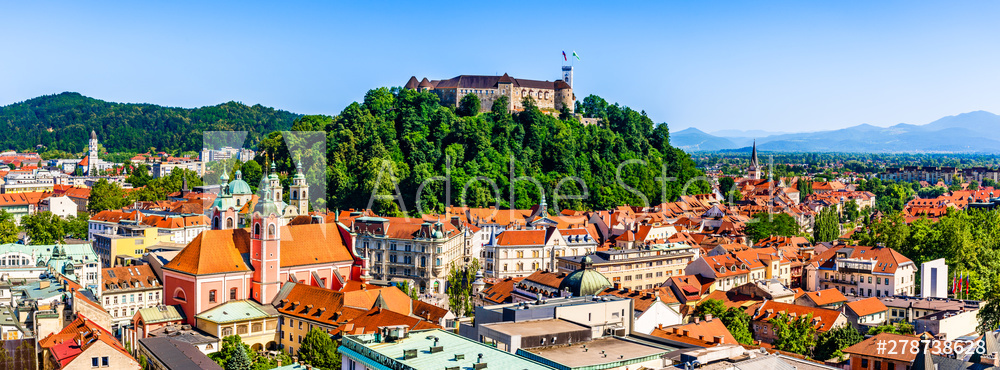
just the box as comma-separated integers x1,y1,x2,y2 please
405,67,575,114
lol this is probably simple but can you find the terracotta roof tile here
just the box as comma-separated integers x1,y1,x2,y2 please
845,297,889,317
649,318,738,347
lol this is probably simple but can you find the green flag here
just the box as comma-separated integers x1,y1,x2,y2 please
572,51,581,60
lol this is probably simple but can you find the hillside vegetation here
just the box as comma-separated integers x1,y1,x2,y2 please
0,92,299,153
258,89,709,214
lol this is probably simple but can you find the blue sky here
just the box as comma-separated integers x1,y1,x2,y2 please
2,1,999,133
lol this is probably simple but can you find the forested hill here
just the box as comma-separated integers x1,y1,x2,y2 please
0,92,300,153
263,89,709,214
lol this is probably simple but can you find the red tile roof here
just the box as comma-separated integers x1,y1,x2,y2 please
39,315,132,367
845,297,888,317
746,301,844,333
649,318,738,347
165,222,354,276
328,307,440,336
799,289,847,306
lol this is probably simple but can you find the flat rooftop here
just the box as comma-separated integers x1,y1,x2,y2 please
342,329,552,370
524,337,673,369
482,319,589,337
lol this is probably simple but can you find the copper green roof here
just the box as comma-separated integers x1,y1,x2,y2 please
229,171,253,195
136,305,185,324
195,300,276,324
559,256,612,297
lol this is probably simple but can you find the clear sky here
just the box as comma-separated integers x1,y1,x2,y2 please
2,1,999,133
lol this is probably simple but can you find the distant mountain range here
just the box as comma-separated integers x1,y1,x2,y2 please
671,111,1000,153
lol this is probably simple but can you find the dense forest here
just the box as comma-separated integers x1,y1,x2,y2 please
255,89,709,215
0,92,300,153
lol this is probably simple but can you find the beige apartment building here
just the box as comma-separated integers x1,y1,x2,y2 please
557,243,698,291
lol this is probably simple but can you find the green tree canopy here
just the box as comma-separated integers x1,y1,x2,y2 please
88,179,129,212
770,312,816,355
457,94,481,117
814,325,863,361
298,328,340,370
745,212,800,244
21,212,65,245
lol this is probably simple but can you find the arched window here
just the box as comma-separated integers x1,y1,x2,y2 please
254,223,261,236
173,288,187,302
209,290,217,303
420,256,426,267
213,217,220,229
292,190,297,199
268,224,276,237
226,218,234,229
517,262,524,271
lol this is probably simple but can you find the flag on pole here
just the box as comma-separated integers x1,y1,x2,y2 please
572,51,581,60
952,274,957,293
966,275,971,295
562,51,567,61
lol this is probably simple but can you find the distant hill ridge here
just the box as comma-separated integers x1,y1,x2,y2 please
0,92,300,153
671,111,1000,153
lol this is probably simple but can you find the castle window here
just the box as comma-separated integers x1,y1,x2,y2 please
209,290,217,303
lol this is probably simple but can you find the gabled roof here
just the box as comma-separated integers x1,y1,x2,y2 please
39,315,133,367
649,318,739,347
481,277,522,304
746,301,843,333
799,288,847,306
328,307,440,337
195,300,276,324
845,297,888,317
102,264,160,293
165,222,355,276
495,229,548,246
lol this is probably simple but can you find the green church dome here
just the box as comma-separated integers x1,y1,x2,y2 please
559,256,611,297
229,170,253,195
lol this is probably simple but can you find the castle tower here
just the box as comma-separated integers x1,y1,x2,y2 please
561,66,574,89
748,140,761,180
250,184,282,304
289,159,309,215
210,170,238,230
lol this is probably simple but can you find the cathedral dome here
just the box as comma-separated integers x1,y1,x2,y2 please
229,170,253,195
559,256,612,297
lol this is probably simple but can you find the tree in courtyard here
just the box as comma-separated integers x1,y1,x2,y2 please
298,328,340,370
745,212,799,244
225,343,252,370
814,325,863,361
813,206,840,243
446,258,481,317
719,307,754,345
692,299,727,320
88,179,129,212
457,94,481,117
978,281,1000,334
770,312,816,355
21,212,65,245
0,210,18,244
